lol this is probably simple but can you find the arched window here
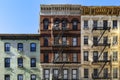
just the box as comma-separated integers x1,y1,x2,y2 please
43,18,49,30
62,19,67,30
44,37,48,46
72,19,78,30
53,18,60,30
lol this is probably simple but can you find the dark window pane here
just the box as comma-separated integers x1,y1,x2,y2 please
84,69,88,78
44,53,49,63
31,58,36,67
5,74,10,80
113,20,117,29
18,74,23,80
18,43,23,51
30,43,36,52
72,20,78,30
31,74,36,80
5,43,10,52
18,58,23,67
5,58,10,68
43,19,49,30
44,38,48,46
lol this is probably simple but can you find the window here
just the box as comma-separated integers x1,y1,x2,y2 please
44,69,50,79
93,36,98,45
113,51,118,61
63,69,68,79
103,36,108,44
84,69,88,78
54,37,59,45
18,74,23,80
5,74,10,80
84,36,88,45
31,74,36,80
31,58,36,67
93,51,98,62
53,19,60,30
72,69,77,79
5,58,10,68
93,69,98,77
63,53,67,62
93,20,98,28
43,19,49,30
113,20,117,29
44,53,49,63
103,68,108,78
44,37,48,46
62,37,67,45
103,52,108,61
103,20,108,28
113,36,118,45
4,43,10,52
53,69,59,78
62,19,67,30
30,43,36,52
18,43,23,51
72,20,78,30
72,37,77,46
73,53,77,62
84,51,88,61
54,53,59,62
113,68,118,78
18,58,23,67
84,20,88,29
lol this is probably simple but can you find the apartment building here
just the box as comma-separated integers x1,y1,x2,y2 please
81,6,120,80
0,34,41,80
40,5,81,80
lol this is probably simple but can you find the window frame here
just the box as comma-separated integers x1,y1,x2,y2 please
113,51,118,61
72,69,78,79
44,69,50,79
5,74,10,80
4,43,10,52
113,68,118,78
53,69,59,78
84,20,88,29
31,74,36,80
5,58,10,68
18,74,23,80
84,51,88,61
30,43,36,52
18,58,23,67
73,53,77,62
43,19,49,30
31,58,36,67
72,20,78,30
17,43,23,51
63,69,68,79
84,68,89,78
113,20,117,29
84,36,88,45
72,37,77,46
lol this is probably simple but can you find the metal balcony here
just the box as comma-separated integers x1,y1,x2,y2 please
92,74,110,79
92,59,111,63
92,26,111,31
93,42,110,47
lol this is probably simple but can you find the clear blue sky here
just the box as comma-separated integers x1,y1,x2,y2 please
0,0,120,33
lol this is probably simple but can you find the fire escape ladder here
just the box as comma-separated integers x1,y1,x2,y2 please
98,62,107,77
98,46,106,59
97,30,106,42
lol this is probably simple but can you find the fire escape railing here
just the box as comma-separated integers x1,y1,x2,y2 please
52,24,70,80
92,25,111,79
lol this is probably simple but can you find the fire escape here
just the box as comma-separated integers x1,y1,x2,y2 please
52,19,69,80
92,20,111,79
